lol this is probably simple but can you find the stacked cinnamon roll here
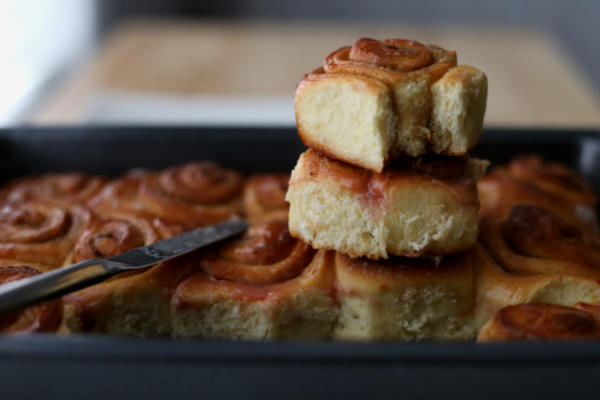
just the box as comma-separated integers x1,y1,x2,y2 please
286,38,488,340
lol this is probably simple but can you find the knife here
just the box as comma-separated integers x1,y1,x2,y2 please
0,219,248,316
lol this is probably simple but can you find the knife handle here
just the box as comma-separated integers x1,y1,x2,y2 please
0,259,117,316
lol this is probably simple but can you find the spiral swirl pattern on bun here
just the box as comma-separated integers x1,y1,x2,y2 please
171,220,336,339
324,38,454,82
201,220,314,285
69,211,183,264
474,156,600,330
478,155,598,230
90,162,243,228
0,201,90,267
1,173,106,204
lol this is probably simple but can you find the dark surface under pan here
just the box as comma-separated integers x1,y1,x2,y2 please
0,126,599,400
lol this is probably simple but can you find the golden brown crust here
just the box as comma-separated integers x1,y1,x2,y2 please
0,200,91,266
0,266,62,334
199,220,315,286
173,220,325,304
479,204,600,279
475,156,600,330
323,38,456,87
90,162,244,228
478,155,598,230
242,173,290,221
477,303,600,341
477,157,600,275
70,212,182,264
0,173,106,204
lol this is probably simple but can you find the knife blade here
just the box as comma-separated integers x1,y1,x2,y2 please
0,219,248,316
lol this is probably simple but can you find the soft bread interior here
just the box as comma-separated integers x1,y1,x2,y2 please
430,65,488,155
172,290,337,340
294,65,487,170
295,74,396,172
334,286,475,341
390,78,432,157
333,252,476,341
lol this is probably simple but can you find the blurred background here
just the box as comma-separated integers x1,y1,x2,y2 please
3,0,600,127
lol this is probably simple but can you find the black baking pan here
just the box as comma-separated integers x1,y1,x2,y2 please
0,126,599,400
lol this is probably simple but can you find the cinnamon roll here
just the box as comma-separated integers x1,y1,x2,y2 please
0,265,62,334
67,211,182,266
0,200,90,267
242,173,289,222
295,38,487,172
0,173,106,204
473,155,600,329
477,303,600,341
333,250,476,341
286,149,483,259
473,235,600,330
478,155,598,231
90,161,244,228
171,220,337,339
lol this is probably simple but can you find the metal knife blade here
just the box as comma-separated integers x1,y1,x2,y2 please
0,219,248,316
108,219,248,268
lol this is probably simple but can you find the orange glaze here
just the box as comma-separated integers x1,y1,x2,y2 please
89,162,243,229
175,273,301,303
322,38,456,87
490,303,600,340
478,156,598,232
72,217,151,262
507,155,596,207
297,149,478,211
202,220,316,285
348,38,434,71
174,250,335,306
1,173,106,204
157,161,244,205
254,174,289,209
501,204,600,267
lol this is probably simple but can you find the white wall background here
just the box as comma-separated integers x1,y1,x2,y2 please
0,0,95,123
